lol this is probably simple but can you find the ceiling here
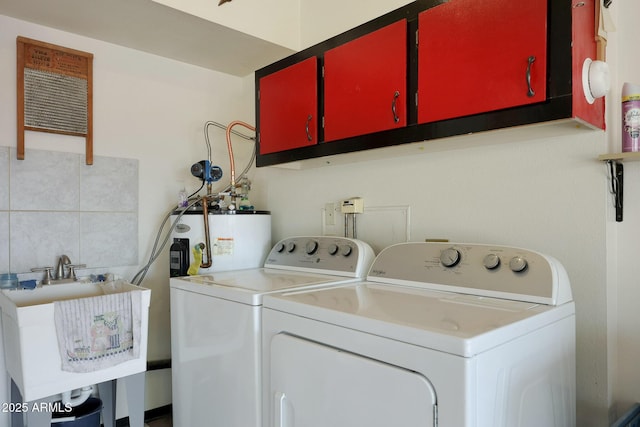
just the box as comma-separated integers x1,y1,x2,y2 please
0,0,296,76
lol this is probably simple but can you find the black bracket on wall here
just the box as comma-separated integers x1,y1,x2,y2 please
607,160,623,222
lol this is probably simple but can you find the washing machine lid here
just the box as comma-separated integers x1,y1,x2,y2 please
169,268,359,305
262,282,575,357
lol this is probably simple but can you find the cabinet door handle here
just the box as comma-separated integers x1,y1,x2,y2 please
392,91,400,123
526,56,536,97
305,114,313,141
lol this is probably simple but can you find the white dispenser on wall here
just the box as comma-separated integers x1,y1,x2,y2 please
170,209,271,276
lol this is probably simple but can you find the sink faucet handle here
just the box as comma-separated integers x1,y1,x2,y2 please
31,267,54,285
67,264,87,281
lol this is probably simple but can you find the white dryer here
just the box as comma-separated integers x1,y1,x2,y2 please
262,242,576,427
170,236,375,427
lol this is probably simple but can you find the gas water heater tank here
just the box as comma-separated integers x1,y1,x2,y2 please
170,210,271,276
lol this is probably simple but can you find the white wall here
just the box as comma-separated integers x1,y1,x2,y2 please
608,0,640,420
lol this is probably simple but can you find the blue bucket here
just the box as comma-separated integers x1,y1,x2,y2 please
51,397,102,427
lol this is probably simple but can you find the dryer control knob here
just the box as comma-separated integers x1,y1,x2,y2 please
509,256,528,273
328,244,339,255
286,242,296,253
341,245,353,257
306,240,319,255
440,248,461,267
483,253,501,270
275,243,285,253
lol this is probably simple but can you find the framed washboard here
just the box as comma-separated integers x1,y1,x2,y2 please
17,37,93,165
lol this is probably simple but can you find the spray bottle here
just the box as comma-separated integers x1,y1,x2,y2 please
178,187,188,208
622,82,640,152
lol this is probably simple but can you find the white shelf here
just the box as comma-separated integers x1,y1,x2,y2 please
598,152,640,162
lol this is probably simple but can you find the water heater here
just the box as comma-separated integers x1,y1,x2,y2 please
169,210,271,276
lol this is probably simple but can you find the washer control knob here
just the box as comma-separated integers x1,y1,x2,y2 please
286,242,296,253
440,248,461,267
341,245,353,257
275,243,285,253
483,253,501,270
328,244,339,256
509,256,528,273
305,240,319,255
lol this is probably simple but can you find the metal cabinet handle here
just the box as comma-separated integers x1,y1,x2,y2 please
392,91,400,123
526,56,536,97
305,115,313,141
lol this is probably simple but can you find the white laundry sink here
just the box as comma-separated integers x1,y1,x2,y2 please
0,281,150,402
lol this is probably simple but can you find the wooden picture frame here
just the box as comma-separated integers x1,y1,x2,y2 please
17,36,94,165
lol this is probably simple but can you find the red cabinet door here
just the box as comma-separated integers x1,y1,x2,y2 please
571,0,604,129
324,20,407,142
259,57,318,154
418,0,547,124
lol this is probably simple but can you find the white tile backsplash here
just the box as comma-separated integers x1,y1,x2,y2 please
80,212,138,267
0,212,8,274
10,211,80,273
0,148,8,274
0,147,8,211
6,148,138,274
10,150,80,211
80,156,138,212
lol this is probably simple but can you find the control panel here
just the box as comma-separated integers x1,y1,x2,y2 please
368,242,572,306
264,236,375,278
438,246,530,273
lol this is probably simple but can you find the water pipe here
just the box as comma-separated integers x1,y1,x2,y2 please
225,121,256,191
61,386,93,407
200,195,213,268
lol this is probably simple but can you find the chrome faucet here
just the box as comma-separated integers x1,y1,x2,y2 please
31,255,87,285
56,254,72,280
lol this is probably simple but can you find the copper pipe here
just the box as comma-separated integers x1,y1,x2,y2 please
200,196,213,268
225,121,256,190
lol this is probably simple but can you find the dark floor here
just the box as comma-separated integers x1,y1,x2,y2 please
145,413,172,427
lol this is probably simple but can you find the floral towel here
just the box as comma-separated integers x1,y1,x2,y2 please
54,288,142,373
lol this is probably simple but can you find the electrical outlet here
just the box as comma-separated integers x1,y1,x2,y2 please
325,203,335,225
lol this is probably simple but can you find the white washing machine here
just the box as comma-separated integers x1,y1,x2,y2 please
170,236,375,427
262,242,576,427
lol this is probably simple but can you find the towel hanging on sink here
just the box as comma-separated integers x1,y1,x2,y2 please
54,283,142,373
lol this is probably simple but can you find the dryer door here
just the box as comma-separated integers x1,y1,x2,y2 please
270,334,437,427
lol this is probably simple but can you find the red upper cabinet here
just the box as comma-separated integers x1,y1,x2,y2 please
258,57,318,155
323,20,407,142
255,1,602,167
417,0,547,124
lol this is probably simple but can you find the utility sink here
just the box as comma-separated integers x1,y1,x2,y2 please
0,281,150,402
